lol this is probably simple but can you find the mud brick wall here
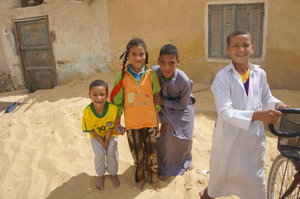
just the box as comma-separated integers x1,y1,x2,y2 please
0,72,14,92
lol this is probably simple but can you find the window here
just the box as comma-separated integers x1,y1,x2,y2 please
20,0,43,7
208,3,264,58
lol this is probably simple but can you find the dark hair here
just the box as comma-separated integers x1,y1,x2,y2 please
89,79,108,93
227,29,251,45
159,44,179,58
119,38,148,78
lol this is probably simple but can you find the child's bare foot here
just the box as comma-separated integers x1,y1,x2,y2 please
199,187,214,199
158,174,167,181
186,164,194,171
135,179,145,190
110,175,121,188
96,176,105,191
151,181,160,192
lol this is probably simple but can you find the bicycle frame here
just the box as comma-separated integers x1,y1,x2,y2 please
268,108,300,199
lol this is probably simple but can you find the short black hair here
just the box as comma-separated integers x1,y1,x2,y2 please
159,44,179,58
89,79,108,93
227,29,251,45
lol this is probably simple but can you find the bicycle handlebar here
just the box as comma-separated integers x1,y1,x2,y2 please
268,108,300,138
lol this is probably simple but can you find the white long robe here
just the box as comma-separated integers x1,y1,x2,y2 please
208,62,280,199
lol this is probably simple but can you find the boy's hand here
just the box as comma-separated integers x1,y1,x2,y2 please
160,123,173,136
103,140,109,149
154,94,164,106
275,102,290,109
116,125,126,135
253,109,282,124
96,137,106,148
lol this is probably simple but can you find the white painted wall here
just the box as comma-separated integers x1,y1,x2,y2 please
0,0,111,90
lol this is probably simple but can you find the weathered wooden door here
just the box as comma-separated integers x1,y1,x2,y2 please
14,16,57,92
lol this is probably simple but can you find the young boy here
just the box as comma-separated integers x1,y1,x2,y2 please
82,79,121,191
200,30,289,199
152,44,195,180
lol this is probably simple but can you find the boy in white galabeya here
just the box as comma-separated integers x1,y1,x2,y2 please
200,30,289,199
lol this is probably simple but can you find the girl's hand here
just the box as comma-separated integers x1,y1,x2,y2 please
154,94,164,106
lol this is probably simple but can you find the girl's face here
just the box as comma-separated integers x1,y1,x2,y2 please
158,54,179,78
227,34,254,67
88,86,108,109
127,45,146,73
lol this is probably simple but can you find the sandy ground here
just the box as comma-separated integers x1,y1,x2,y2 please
0,72,299,199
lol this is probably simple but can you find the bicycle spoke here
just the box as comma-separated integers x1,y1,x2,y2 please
267,155,299,199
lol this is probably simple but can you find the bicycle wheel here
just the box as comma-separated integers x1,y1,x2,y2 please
267,155,300,199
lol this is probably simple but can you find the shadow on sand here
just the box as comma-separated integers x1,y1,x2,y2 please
47,166,175,199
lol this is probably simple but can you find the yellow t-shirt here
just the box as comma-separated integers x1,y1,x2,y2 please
82,102,118,138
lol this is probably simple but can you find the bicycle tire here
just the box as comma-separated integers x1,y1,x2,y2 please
267,155,300,199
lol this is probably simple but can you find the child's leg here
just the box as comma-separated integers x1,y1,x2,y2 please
127,129,146,186
109,175,121,188
144,127,160,190
91,138,106,190
96,176,105,191
158,130,193,175
106,137,120,188
199,187,214,199
106,137,119,175
91,138,106,176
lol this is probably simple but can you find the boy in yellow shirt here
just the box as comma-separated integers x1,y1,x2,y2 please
82,80,121,190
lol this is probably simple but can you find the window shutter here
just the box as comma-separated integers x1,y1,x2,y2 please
208,3,264,58
20,0,43,7
222,5,235,57
236,5,249,31
209,5,222,57
249,4,264,57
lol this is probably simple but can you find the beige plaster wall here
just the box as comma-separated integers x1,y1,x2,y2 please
107,0,215,81
0,34,9,75
0,0,111,88
0,0,24,90
264,0,300,89
107,0,300,90
1,0,299,90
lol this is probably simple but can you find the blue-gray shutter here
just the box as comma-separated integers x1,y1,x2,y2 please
208,3,264,58
249,4,264,57
208,5,222,57
222,5,235,57
236,5,250,31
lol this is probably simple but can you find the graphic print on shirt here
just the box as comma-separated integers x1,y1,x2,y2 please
128,92,135,103
127,91,150,107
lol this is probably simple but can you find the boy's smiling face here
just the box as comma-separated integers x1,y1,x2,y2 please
227,34,254,67
158,54,179,78
89,86,108,108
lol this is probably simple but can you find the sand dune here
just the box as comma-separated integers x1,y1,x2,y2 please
0,72,299,199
